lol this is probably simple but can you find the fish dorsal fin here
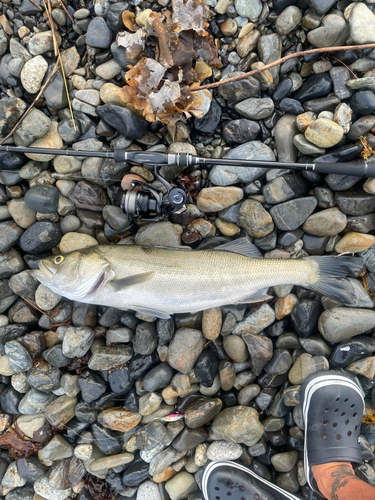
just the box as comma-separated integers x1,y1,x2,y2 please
109,272,154,292
235,287,272,304
214,237,263,258
128,305,171,319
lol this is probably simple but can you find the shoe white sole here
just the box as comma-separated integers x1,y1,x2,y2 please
202,460,303,500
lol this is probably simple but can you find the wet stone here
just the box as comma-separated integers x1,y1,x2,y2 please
4,340,32,373
19,222,61,254
184,397,223,428
167,328,204,374
212,406,264,446
218,73,260,105
194,350,218,388
88,345,133,370
16,456,45,482
235,97,274,120
143,364,174,392
289,353,329,384
0,221,24,253
78,371,106,403
86,17,112,49
319,308,375,343
263,175,309,205
134,322,157,356
60,326,95,358
222,119,260,144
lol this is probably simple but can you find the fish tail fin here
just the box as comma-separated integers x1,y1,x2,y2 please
303,256,364,304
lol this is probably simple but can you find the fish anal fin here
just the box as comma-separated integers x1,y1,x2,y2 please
235,287,272,304
128,305,171,319
109,272,154,292
215,237,262,258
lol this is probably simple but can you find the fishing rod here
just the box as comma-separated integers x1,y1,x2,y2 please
0,144,373,176
0,144,374,222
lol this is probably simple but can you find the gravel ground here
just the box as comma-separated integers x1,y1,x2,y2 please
1,0,375,499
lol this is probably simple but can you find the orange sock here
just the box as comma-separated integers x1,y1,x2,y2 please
311,462,375,500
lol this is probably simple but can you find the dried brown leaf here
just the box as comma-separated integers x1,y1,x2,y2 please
125,57,166,93
150,12,177,68
172,0,210,34
194,31,222,67
122,11,138,31
117,29,147,60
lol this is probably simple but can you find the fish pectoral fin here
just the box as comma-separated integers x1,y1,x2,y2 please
235,287,272,304
109,272,154,292
128,305,171,319
215,237,263,258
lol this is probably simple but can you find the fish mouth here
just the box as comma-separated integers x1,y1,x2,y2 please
31,261,54,283
40,261,56,276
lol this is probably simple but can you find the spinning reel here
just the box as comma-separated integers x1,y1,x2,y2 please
120,164,187,222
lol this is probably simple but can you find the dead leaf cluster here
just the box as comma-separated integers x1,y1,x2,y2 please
116,0,222,126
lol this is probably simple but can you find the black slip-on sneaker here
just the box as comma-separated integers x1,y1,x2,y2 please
202,460,303,500
301,370,365,495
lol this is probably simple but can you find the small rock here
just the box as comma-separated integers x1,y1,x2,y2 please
318,307,375,343
59,232,98,253
20,55,48,94
235,97,274,120
289,353,329,384
61,326,95,358
212,406,264,446
135,221,182,247
239,199,274,238
197,187,243,212
302,207,347,236
349,3,375,44
165,472,197,500
206,441,242,461
271,451,298,472
305,118,344,148
35,284,60,311
167,328,204,374
335,232,375,253
86,17,112,49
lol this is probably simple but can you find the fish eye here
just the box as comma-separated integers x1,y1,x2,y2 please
54,255,64,265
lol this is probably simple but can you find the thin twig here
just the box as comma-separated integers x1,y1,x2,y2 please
28,0,43,11
0,61,60,145
20,295,53,320
58,0,74,24
47,0,59,57
58,50,76,130
192,42,375,91
330,55,358,79
42,0,76,131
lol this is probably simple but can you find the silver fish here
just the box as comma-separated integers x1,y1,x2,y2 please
31,238,362,319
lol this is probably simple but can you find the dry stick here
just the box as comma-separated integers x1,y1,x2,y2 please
0,61,60,145
191,42,375,91
46,0,58,57
42,0,76,131
58,0,74,24
28,0,43,11
330,55,358,79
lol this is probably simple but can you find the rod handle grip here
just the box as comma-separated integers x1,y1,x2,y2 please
314,161,375,178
